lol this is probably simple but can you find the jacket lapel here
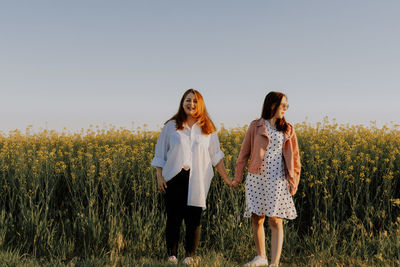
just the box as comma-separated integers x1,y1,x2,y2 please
257,118,292,142
256,118,269,138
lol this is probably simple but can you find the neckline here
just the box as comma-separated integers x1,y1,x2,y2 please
184,121,198,130
265,120,276,131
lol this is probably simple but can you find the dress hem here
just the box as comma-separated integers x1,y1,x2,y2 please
244,209,297,220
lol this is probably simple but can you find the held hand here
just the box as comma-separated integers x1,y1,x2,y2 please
157,176,167,194
223,177,232,187
231,180,240,189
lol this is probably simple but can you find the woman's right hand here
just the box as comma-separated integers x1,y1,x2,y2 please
157,175,167,194
156,167,167,194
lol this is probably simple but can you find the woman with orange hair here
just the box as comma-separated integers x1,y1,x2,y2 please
152,89,232,265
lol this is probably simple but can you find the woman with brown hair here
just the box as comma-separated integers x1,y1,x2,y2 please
152,89,232,265
232,91,301,267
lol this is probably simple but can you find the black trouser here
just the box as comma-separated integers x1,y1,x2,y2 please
165,169,202,257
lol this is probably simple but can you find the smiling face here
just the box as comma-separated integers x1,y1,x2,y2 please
183,92,197,117
273,96,288,119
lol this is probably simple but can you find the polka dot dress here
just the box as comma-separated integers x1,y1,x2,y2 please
244,120,297,219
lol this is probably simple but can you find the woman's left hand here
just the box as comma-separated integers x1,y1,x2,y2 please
215,160,233,187
288,181,297,195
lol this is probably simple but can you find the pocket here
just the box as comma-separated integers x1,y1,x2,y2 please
193,134,210,148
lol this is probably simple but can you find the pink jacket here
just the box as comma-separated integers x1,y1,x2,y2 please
234,118,301,189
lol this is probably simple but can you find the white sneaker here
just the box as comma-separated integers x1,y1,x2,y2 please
168,255,178,264
244,255,269,266
183,256,198,265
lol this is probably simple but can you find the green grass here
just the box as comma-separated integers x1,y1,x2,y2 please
1,246,399,266
0,121,399,266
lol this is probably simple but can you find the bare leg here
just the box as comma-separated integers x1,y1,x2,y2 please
251,213,266,259
269,217,283,265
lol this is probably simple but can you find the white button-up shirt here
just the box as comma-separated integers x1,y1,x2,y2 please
152,120,224,209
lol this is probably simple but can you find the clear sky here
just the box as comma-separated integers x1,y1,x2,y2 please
1,0,399,133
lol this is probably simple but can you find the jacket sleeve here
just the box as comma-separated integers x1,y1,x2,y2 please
290,129,301,188
234,124,253,183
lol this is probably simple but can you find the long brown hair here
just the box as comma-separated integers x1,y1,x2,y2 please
261,91,289,132
166,89,216,135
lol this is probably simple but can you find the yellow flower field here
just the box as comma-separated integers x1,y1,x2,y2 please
0,121,399,265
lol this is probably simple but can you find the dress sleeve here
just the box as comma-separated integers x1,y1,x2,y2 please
151,123,170,168
208,131,225,167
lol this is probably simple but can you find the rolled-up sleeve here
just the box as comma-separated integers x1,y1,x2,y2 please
151,125,169,168
208,131,224,167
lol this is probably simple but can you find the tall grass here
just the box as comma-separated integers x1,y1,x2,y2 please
0,121,399,265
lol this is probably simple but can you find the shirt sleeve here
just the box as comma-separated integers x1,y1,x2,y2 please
208,131,225,167
151,123,170,168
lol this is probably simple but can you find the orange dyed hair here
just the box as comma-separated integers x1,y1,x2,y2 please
166,89,216,135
